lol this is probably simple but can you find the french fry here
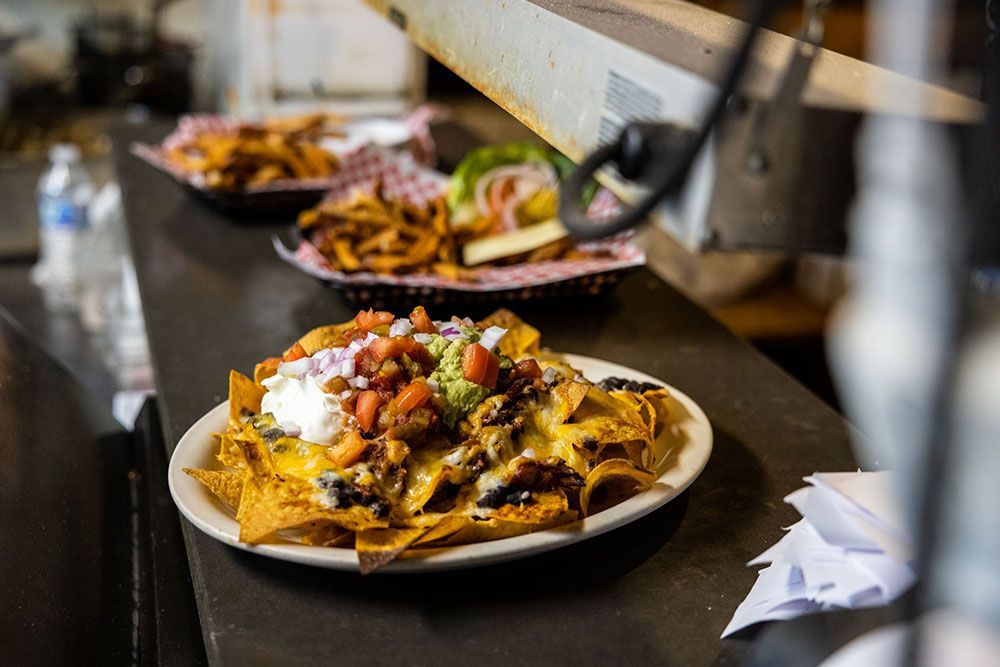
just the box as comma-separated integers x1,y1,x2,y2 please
165,117,341,191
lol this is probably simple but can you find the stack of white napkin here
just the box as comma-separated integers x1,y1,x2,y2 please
722,471,915,637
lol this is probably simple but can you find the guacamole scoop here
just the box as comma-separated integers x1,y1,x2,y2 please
428,334,490,427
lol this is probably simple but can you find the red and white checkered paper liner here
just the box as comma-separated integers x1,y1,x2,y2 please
130,107,442,194
275,160,645,293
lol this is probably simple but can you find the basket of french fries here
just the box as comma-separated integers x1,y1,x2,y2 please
275,142,645,307
132,113,364,216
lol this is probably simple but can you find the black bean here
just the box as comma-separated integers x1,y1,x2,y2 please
476,484,535,509
260,427,285,443
596,376,662,393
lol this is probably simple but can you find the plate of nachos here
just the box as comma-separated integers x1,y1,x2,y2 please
169,308,711,573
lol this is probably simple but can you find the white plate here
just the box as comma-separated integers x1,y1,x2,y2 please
168,354,712,573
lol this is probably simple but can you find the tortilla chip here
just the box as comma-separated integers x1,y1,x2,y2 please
642,388,672,438
550,381,590,423
236,476,387,543
428,509,579,547
302,524,354,547
215,432,246,469
233,433,277,481
412,515,473,545
478,309,540,359
292,321,356,356
356,526,432,574
254,357,280,385
228,370,264,426
493,490,569,524
184,467,246,509
580,459,656,516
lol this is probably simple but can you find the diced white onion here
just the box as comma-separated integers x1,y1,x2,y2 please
389,318,413,337
413,333,433,345
426,378,440,393
341,358,356,377
278,357,314,377
479,326,507,352
317,353,337,373
339,389,353,400
316,366,339,386
349,340,363,352
434,320,448,332
313,348,330,361
541,367,557,384
354,376,369,389
280,421,302,438
363,332,378,344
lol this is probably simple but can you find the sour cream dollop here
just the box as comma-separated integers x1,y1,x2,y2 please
261,373,347,445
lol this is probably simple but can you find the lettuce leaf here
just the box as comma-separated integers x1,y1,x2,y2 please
447,142,598,210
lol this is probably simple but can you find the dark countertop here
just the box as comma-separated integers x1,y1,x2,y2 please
0,314,133,663
115,121,860,665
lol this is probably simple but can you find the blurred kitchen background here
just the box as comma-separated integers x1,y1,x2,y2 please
0,0,990,424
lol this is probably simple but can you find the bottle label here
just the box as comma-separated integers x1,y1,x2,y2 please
39,196,88,231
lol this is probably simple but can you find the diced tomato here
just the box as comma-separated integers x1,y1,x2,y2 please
327,431,369,468
282,342,307,362
462,343,489,384
394,381,432,414
368,336,432,366
354,390,382,432
513,358,543,379
482,353,500,389
462,343,500,389
409,305,436,334
354,309,395,331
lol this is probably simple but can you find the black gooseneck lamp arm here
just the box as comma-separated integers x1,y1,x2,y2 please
557,0,780,240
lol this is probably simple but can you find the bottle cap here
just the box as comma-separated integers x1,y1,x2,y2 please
49,143,82,164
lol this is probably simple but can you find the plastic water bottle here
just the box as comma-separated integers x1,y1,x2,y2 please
32,143,94,312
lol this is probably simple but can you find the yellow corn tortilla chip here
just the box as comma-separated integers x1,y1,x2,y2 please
493,490,569,524
215,432,246,469
302,524,354,547
550,381,590,423
236,476,388,543
254,358,280,385
478,308,540,359
412,515,473,545
356,526,433,574
233,432,277,481
427,509,579,547
229,370,264,426
292,321,356,356
580,459,656,516
642,388,672,438
184,467,247,509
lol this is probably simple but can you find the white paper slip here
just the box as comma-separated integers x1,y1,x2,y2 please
722,471,916,638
